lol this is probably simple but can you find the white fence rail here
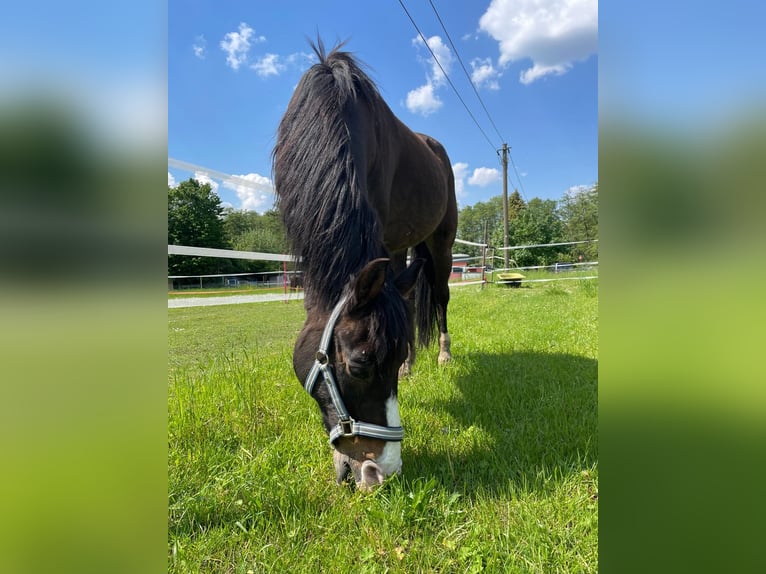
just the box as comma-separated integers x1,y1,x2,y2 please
167,239,598,296
169,245,294,262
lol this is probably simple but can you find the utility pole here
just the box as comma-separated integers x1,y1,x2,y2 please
501,143,509,269
482,219,489,287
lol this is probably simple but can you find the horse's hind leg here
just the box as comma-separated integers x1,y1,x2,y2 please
432,205,457,365
424,221,456,366
420,135,457,365
432,245,453,365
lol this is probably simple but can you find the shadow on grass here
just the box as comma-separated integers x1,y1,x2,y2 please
405,351,597,495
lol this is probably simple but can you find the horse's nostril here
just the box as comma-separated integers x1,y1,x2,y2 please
359,460,385,490
333,451,353,484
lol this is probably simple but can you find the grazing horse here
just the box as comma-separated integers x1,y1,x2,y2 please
273,41,457,489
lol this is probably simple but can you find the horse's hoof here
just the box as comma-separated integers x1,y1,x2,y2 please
438,352,452,365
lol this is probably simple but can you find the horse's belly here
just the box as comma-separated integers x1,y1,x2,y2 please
382,213,444,252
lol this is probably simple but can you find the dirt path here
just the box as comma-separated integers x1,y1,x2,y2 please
168,292,304,308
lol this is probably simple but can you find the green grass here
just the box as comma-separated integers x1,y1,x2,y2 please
489,266,598,284
168,281,598,573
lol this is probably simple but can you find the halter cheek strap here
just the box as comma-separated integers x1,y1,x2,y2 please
303,294,404,445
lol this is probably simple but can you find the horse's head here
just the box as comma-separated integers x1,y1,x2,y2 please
293,257,423,490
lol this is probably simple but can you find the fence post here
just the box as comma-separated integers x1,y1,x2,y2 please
283,261,288,303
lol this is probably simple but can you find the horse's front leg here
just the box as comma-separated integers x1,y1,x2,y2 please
391,251,416,378
399,342,416,378
438,332,451,365
436,299,452,365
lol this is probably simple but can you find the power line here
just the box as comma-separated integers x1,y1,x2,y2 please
397,0,499,153
508,151,528,200
426,0,506,145
399,1,529,202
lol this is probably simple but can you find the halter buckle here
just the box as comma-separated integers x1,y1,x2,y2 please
339,419,354,437
316,350,328,364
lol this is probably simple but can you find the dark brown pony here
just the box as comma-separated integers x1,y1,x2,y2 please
273,41,457,489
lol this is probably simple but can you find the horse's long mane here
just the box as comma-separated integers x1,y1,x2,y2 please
273,40,387,309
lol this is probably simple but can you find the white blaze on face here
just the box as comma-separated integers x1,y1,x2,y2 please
376,395,402,476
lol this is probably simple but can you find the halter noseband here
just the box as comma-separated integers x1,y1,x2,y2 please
303,294,404,445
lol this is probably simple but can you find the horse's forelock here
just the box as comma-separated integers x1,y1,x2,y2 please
344,280,412,368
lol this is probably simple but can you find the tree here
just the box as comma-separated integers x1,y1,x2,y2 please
456,192,527,262
223,208,289,273
559,183,598,261
455,185,598,268
221,207,259,241
489,190,526,253
456,196,505,258
508,190,525,220
509,198,564,266
168,178,230,276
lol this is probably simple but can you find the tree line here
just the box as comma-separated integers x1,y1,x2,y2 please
457,185,598,267
168,177,598,276
167,178,289,277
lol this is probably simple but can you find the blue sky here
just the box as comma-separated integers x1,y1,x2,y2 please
599,2,766,128
168,0,598,212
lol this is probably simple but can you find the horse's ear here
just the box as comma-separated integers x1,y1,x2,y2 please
352,258,390,309
394,258,424,297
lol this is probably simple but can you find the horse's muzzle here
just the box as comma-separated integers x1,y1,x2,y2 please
333,450,385,491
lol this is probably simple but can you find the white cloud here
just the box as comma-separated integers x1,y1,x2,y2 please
220,23,265,70
468,167,501,187
193,171,219,194
192,35,206,59
406,35,453,116
406,83,442,116
251,53,285,77
285,51,317,68
218,21,313,78
520,63,569,85
452,162,469,199
248,51,315,78
168,172,176,187
470,58,501,90
453,163,501,200
181,169,274,212
223,173,274,212
479,0,597,84
415,35,453,86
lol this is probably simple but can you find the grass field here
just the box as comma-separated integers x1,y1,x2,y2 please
168,280,598,573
